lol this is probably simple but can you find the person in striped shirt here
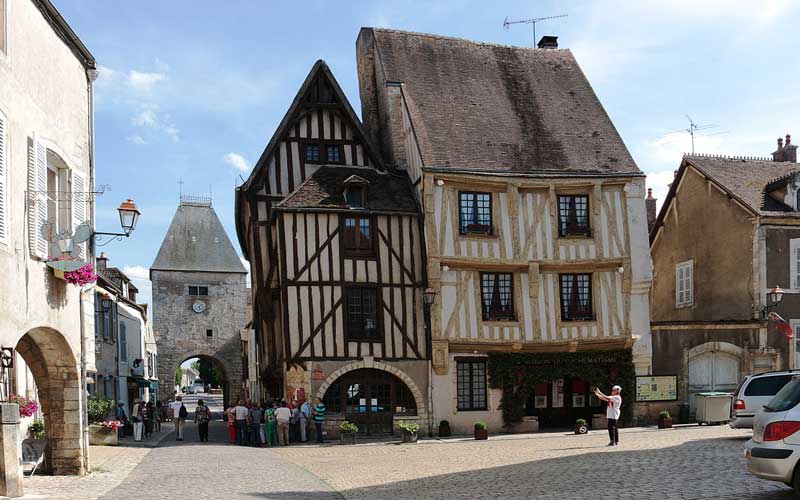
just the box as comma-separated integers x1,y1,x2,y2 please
313,397,326,443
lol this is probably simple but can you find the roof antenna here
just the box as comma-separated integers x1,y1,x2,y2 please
503,14,568,46
658,116,728,154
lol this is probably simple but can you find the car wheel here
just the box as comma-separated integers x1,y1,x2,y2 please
792,463,800,494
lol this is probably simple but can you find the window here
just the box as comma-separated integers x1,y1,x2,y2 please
119,322,127,361
206,329,213,338
559,273,594,321
346,287,379,340
345,186,365,208
676,260,693,307
46,157,72,235
188,286,208,296
480,273,514,320
326,145,342,163
457,359,487,411
791,239,800,289
557,195,591,237
342,216,373,256
744,375,793,397
459,192,492,235
0,110,6,245
305,144,320,162
95,299,113,341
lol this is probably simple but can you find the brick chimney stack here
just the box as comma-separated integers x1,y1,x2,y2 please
645,188,657,231
773,133,797,162
96,252,108,270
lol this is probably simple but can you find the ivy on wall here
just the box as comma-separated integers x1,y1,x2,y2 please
487,350,636,425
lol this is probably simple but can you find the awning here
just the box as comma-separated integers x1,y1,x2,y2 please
130,378,158,390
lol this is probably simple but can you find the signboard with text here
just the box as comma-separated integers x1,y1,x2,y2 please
635,375,678,402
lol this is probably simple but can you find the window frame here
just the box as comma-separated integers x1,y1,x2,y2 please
790,239,800,289
119,322,127,361
675,260,694,308
456,358,488,411
344,286,381,342
326,144,343,164
557,194,592,237
345,185,367,209
303,143,321,163
341,215,375,257
188,285,209,296
458,191,493,236
479,272,515,321
559,273,594,321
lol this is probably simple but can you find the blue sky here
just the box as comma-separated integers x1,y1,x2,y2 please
54,0,800,307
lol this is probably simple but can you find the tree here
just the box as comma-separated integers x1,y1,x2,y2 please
175,366,183,386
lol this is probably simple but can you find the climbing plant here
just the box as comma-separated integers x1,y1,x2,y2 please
487,349,636,426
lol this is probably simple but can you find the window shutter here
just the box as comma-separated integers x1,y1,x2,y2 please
685,264,692,304
795,247,800,288
72,169,87,259
27,136,47,258
0,112,6,244
676,266,684,304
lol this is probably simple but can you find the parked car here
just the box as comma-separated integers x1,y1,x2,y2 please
731,371,797,429
192,382,204,394
184,385,196,394
744,375,800,492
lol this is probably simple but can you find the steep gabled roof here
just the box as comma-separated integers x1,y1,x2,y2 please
151,199,246,276
650,154,800,244
241,60,385,193
277,166,418,213
360,28,640,176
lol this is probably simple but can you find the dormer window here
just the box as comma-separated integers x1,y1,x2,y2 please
343,175,369,209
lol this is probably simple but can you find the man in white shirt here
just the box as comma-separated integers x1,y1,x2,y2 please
595,385,622,446
170,396,186,441
234,400,249,445
274,402,292,446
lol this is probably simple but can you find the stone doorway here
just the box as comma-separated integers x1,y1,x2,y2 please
14,327,83,475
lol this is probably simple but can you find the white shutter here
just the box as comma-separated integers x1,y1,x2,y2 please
72,169,87,259
795,247,800,288
27,136,48,259
685,263,693,304
676,266,685,305
0,112,6,244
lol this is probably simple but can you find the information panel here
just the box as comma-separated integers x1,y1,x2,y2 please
635,375,678,402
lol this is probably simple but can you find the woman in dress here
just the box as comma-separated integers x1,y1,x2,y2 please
226,401,237,443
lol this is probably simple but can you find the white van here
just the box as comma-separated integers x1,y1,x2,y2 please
731,371,797,429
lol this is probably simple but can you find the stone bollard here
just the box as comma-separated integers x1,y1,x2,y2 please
0,403,22,497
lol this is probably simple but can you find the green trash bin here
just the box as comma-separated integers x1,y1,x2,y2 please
695,392,733,425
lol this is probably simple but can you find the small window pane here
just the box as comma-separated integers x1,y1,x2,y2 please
326,145,341,162
558,195,591,236
305,144,320,162
559,273,593,321
459,192,492,234
457,360,487,411
480,273,514,320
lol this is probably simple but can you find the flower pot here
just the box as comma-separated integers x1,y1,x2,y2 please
474,429,488,440
658,418,673,429
89,424,119,446
340,432,356,445
574,423,588,435
401,429,418,443
438,421,451,437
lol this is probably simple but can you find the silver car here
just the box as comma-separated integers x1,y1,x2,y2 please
745,376,800,492
731,372,795,429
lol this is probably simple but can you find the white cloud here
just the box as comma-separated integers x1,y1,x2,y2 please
131,106,179,142
224,153,251,173
122,265,152,317
96,64,166,95
650,131,725,165
128,70,166,93
126,135,148,145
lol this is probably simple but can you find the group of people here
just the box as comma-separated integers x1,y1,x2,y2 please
225,397,326,447
115,399,163,442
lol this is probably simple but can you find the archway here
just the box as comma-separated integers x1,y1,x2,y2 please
171,355,231,412
321,368,420,435
14,327,83,475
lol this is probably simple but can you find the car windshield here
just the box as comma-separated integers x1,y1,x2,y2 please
765,377,800,412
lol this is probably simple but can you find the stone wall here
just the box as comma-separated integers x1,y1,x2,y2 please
153,270,248,403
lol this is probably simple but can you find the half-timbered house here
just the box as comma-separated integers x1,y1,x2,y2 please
357,29,653,432
236,61,429,436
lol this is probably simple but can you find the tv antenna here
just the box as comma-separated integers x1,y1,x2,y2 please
503,14,568,45
659,115,727,154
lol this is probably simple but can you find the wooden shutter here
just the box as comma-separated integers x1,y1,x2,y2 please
72,169,87,259
0,112,6,245
684,263,692,304
27,136,48,258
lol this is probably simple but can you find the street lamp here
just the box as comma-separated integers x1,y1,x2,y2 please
95,199,142,246
762,286,785,318
423,287,437,307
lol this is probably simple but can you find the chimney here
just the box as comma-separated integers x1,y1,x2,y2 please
96,252,108,270
537,36,559,49
773,133,797,162
645,188,657,231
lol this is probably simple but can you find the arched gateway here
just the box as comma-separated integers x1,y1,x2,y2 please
152,197,249,404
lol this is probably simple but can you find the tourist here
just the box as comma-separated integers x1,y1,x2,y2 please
195,399,211,442
248,402,263,447
153,400,162,433
258,402,268,445
234,400,249,445
141,400,151,440
275,401,291,446
226,402,237,443
170,395,187,441
265,402,278,446
289,401,299,443
313,397,326,444
132,399,143,442
299,398,312,442
115,401,127,438
594,385,623,446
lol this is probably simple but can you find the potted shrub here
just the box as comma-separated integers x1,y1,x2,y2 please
339,421,358,445
574,418,589,435
28,418,45,440
438,420,451,437
658,410,673,429
398,421,419,443
87,396,119,446
474,422,488,440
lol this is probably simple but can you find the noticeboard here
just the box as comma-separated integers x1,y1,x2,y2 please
635,375,678,402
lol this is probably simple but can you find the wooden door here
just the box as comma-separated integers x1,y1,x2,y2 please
688,352,739,413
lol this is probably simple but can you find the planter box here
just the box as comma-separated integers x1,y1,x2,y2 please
400,430,418,443
574,423,588,435
658,418,673,429
474,429,488,440
340,432,356,445
89,424,118,446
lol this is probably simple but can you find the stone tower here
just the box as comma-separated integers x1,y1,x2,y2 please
151,196,248,403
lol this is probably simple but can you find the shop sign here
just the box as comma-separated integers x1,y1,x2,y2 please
635,375,678,402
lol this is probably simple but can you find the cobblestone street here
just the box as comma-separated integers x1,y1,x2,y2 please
14,422,799,500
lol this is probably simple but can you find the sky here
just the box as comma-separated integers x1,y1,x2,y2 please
53,0,800,309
